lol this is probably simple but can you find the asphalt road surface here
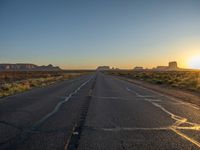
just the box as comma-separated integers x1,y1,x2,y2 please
0,72,200,150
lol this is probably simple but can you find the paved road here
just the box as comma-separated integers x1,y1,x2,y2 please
0,73,200,150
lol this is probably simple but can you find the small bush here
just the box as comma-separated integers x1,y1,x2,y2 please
0,72,86,97
107,70,200,92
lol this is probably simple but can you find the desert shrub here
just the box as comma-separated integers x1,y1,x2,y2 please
107,70,200,92
0,72,87,97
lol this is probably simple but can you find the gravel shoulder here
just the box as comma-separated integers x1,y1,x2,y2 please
116,76,200,107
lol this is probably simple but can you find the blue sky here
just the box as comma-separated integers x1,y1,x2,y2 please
0,0,200,69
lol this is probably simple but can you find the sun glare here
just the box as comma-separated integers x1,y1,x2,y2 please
188,56,200,69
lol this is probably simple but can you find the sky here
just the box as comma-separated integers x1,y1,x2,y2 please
0,0,200,69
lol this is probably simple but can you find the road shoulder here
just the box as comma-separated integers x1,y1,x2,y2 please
114,76,200,107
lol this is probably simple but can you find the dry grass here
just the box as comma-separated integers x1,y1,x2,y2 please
106,70,200,92
0,71,89,97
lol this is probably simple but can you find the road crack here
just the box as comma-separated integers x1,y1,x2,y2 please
65,76,96,150
126,87,200,149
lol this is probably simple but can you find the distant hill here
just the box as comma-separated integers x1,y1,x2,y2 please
97,66,110,70
0,63,62,71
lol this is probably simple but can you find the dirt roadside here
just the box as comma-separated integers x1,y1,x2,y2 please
116,76,200,107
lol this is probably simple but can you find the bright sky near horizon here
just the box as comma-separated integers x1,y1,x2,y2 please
0,0,200,69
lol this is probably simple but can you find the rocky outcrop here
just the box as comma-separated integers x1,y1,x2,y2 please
0,64,62,71
97,66,110,70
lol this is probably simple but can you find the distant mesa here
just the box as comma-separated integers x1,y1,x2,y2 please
0,63,62,71
97,66,110,70
155,61,178,71
133,61,179,71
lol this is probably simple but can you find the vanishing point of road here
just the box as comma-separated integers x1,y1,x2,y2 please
0,72,200,150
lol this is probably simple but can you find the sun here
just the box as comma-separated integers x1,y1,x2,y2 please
188,56,200,69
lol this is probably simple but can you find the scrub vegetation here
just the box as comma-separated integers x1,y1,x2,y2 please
107,70,200,92
0,71,92,97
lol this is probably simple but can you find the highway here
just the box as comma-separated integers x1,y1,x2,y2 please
0,72,200,150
